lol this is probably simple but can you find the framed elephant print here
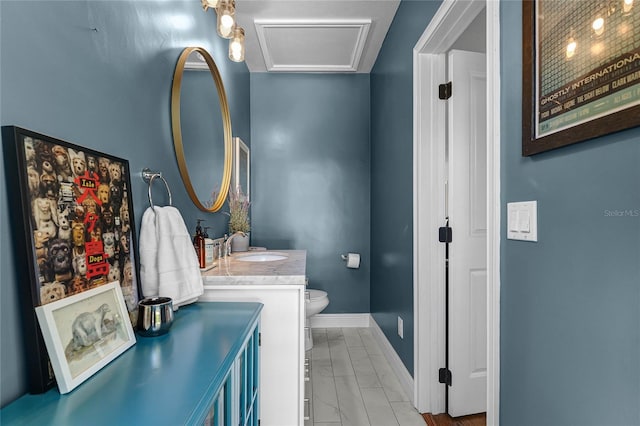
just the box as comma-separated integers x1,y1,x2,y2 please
35,281,136,394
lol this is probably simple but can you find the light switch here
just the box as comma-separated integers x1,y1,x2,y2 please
508,210,519,232
507,201,537,242
519,210,530,233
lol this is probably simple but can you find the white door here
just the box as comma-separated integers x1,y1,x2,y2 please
447,49,487,417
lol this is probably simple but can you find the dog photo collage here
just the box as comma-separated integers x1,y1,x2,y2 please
22,135,139,322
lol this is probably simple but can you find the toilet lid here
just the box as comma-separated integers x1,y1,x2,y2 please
307,289,327,300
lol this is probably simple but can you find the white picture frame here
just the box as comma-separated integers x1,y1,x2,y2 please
35,281,136,394
232,137,250,202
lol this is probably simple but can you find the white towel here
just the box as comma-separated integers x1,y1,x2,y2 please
139,206,203,309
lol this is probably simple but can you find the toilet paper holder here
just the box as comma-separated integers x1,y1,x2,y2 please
340,253,360,269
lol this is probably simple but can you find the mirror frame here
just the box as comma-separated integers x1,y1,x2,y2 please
171,46,232,212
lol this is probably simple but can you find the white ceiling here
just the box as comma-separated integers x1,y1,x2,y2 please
235,0,401,73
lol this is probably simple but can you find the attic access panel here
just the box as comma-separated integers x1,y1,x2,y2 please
255,19,371,72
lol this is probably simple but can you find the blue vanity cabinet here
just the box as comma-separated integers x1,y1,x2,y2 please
0,302,262,425
206,322,260,426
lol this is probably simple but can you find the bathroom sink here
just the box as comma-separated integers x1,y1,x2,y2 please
235,252,288,262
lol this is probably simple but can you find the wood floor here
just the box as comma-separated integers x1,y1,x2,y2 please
422,412,486,426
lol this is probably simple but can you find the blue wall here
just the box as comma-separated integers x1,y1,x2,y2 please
250,73,371,313
370,0,442,375
0,0,250,406
500,2,640,425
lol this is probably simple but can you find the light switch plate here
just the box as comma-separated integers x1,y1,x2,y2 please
507,201,538,242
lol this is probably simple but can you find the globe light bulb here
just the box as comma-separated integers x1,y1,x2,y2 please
592,17,604,36
229,27,245,62
201,0,219,11
216,0,235,39
566,38,577,59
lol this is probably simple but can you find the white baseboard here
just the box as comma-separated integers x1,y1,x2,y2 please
369,317,415,406
310,313,371,328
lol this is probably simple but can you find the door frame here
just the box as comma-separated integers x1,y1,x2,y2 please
412,0,501,424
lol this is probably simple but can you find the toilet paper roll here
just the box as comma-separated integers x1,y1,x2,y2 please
346,253,360,269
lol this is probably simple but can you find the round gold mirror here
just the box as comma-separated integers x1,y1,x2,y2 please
171,47,232,212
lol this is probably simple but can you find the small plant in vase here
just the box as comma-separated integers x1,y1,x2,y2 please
226,185,250,252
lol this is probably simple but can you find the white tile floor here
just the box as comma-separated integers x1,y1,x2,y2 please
305,328,426,426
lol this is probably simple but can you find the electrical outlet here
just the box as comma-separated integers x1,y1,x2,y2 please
398,316,403,339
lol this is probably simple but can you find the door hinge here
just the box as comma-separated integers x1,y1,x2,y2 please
259,332,261,346
439,226,452,243
438,81,452,100
439,368,452,386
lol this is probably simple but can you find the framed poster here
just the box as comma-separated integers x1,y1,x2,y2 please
523,0,640,155
2,126,141,393
35,281,136,394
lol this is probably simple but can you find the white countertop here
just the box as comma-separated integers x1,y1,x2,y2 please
201,250,306,285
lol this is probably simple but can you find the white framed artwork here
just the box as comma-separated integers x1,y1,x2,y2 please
35,281,136,394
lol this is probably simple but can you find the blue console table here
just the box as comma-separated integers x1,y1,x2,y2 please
1,302,262,426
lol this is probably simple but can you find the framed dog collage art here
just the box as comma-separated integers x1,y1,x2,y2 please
2,126,141,393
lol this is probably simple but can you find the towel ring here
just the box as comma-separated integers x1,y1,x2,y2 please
142,168,172,211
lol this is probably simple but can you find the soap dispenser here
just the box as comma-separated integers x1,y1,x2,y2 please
203,226,214,267
193,219,206,268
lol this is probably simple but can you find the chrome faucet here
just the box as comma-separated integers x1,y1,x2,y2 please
224,231,246,256
214,240,223,260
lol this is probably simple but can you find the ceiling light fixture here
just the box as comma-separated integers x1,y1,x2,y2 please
623,0,634,14
216,0,236,39
229,26,245,62
201,0,245,62
201,0,220,11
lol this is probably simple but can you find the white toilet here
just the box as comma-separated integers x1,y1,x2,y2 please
305,289,329,350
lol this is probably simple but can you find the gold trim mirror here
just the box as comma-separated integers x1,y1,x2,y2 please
171,46,232,212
